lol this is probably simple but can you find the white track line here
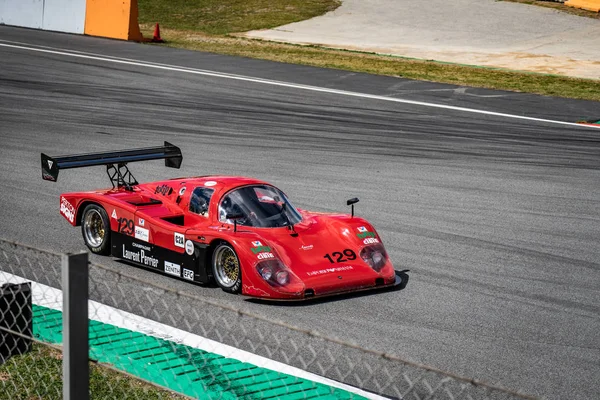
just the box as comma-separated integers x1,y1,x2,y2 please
0,271,388,400
1,41,598,130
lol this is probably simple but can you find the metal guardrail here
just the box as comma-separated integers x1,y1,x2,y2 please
0,239,538,399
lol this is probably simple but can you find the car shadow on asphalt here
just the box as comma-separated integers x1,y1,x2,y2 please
111,259,409,306
245,270,410,307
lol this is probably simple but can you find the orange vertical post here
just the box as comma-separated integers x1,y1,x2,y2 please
84,0,144,41
564,0,600,12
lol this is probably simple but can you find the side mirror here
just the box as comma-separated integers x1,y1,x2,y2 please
226,213,244,232
226,213,244,220
346,198,359,217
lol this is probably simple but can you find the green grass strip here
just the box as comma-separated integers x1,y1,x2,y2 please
138,0,341,35
32,305,365,399
136,0,600,102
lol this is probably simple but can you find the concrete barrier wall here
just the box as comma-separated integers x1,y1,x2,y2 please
43,0,87,34
0,0,142,39
0,0,86,34
0,0,44,29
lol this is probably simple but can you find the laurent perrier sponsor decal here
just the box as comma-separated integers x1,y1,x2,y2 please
135,226,149,242
164,261,181,277
60,197,75,223
132,242,151,251
122,245,158,268
175,232,185,248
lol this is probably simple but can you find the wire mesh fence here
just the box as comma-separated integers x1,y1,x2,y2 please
0,239,537,400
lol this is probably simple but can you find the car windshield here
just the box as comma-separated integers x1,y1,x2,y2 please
218,185,302,228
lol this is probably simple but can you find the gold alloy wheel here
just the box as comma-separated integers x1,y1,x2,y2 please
213,244,240,289
83,208,105,248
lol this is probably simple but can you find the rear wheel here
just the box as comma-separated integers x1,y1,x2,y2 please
81,204,111,255
212,243,242,293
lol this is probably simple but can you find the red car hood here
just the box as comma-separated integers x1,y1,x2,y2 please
254,214,393,296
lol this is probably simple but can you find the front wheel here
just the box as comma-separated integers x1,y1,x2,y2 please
81,204,111,255
212,243,242,293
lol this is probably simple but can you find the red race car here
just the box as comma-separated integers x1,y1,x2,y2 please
41,142,406,300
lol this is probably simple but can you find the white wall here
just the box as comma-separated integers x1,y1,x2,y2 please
0,0,86,34
0,0,44,29
42,0,86,34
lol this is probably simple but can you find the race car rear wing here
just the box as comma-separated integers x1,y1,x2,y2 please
41,142,182,188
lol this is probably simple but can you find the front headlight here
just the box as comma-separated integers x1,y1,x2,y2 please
259,265,273,280
256,260,301,291
360,244,388,272
276,270,289,285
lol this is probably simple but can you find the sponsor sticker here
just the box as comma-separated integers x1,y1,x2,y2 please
112,209,118,219
257,252,275,260
301,245,314,251
132,242,151,251
47,160,53,169
155,184,172,196
174,232,185,248
252,241,262,247
134,226,149,242
60,197,75,223
183,268,194,281
307,266,354,277
138,218,144,226
122,244,158,267
204,181,217,187
164,261,181,277
357,232,376,239
179,187,186,196
363,237,380,245
185,240,194,255
251,244,271,254
356,226,376,239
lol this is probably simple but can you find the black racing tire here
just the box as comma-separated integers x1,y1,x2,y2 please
211,242,242,293
80,204,111,255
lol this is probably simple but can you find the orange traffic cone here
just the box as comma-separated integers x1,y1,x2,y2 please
152,23,164,43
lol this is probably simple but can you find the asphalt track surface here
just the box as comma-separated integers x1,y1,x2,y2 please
1,26,599,399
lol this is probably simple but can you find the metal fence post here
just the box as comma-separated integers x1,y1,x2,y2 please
0,282,32,364
62,252,89,400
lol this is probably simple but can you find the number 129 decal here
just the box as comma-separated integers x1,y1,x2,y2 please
323,249,357,264
118,217,134,235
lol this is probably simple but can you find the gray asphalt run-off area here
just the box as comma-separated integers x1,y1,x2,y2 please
244,0,600,80
0,26,599,400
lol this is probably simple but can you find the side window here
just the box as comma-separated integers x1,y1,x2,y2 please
218,192,247,225
189,187,214,216
218,194,235,223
